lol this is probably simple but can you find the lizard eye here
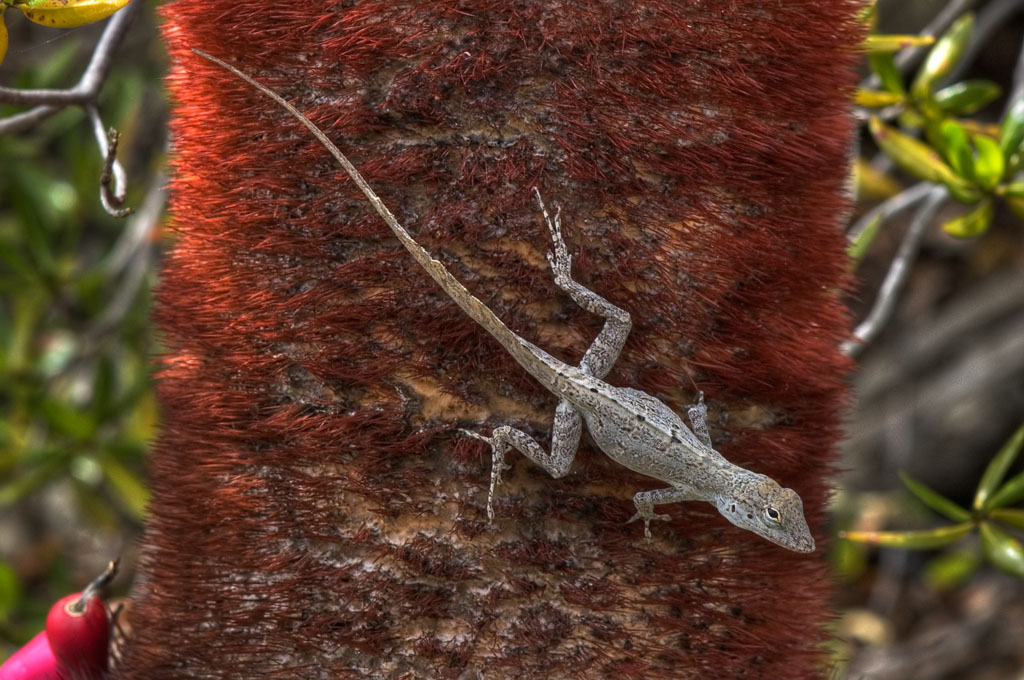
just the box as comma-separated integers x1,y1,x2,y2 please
765,507,781,523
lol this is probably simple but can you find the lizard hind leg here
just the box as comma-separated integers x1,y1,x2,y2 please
460,399,581,522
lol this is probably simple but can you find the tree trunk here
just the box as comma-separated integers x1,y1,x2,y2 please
118,1,860,677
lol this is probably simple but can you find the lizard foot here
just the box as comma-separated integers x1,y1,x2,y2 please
627,510,672,539
533,188,574,286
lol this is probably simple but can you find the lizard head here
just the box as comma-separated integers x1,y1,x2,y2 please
714,474,815,553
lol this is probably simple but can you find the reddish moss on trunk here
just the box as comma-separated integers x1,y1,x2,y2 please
121,1,859,677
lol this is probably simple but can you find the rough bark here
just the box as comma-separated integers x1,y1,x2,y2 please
119,1,860,677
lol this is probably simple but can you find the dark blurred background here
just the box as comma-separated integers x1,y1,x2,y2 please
836,1,1024,678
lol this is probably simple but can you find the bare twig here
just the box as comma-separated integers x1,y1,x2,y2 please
847,181,932,243
0,0,141,215
1003,16,1024,124
93,112,133,217
949,0,1024,86
0,104,60,134
842,186,948,357
87,174,165,338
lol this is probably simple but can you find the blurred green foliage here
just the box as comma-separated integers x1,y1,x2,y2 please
857,10,1024,242
837,2,1024,601
0,6,164,650
841,425,1024,583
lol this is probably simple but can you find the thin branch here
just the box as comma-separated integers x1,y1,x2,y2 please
847,181,932,243
842,186,948,357
106,170,165,275
90,106,132,217
948,0,1024,86
894,0,980,71
0,104,59,134
87,176,164,338
1004,17,1024,118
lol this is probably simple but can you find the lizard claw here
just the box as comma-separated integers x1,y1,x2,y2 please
627,510,672,539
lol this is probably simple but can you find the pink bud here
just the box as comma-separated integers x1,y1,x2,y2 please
44,593,109,679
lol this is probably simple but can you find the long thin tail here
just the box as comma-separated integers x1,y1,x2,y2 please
192,49,549,378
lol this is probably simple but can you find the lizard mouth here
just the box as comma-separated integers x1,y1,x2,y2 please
766,532,815,553
789,535,816,553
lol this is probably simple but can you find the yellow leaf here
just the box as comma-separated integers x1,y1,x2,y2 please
856,89,903,108
14,0,130,29
0,11,7,67
854,157,903,199
862,34,935,54
840,522,973,549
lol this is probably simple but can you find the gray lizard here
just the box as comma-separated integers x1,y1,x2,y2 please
194,49,815,553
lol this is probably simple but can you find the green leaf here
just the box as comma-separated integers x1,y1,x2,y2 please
1006,195,1024,221
942,198,993,239
911,14,975,104
972,135,1004,191
863,34,936,54
848,213,883,264
988,469,1024,511
101,455,149,520
999,97,1024,159
979,522,1024,578
924,547,982,590
1001,180,1024,199
990,509,1024,531
857,90,903,108
870,117,964,188
934,79,1001,116
869,52,905,96
975,424,1024,509
934,119,973,178
899,470,971,521
39,399,95,440
840,522,973,549
0,559,20,621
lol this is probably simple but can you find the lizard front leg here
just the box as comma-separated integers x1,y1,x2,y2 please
627,485,704,539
